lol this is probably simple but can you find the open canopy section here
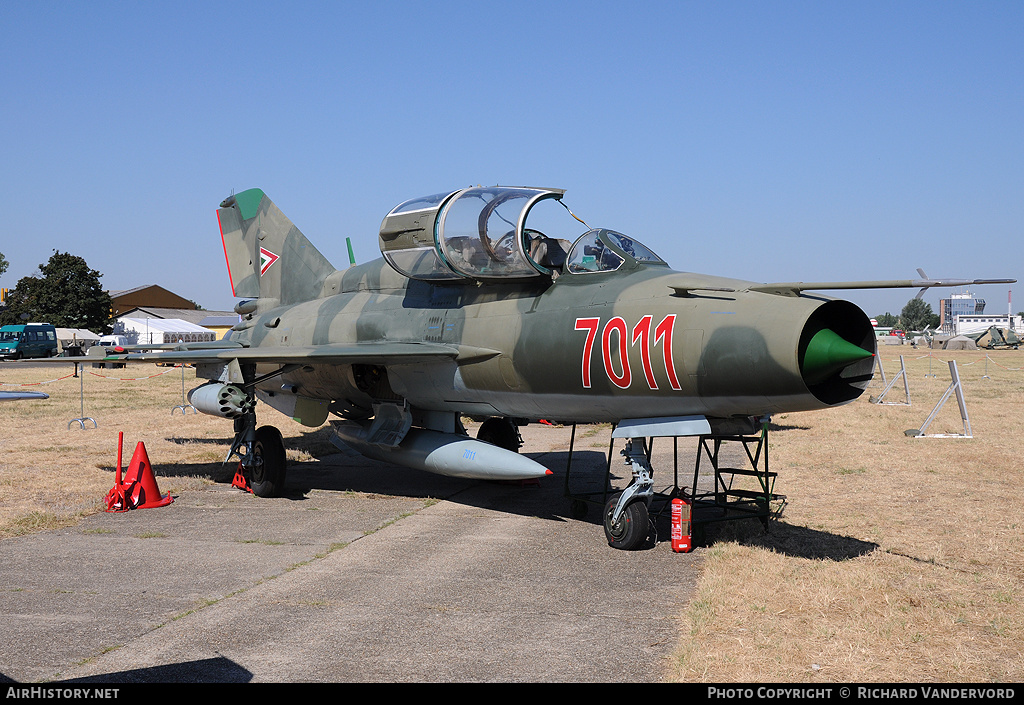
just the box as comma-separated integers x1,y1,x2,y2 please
379,186,574,281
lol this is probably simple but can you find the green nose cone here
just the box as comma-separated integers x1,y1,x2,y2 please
802,328,874,386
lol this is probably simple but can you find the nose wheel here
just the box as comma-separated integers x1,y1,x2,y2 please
601,439,654,550
603,492,650,550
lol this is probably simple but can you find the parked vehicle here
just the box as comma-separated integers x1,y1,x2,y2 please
0,323,59,360
97,335,129,349
92,334,130,368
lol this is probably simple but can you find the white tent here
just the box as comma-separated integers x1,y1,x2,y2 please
116,317,217,345
55,328,100,351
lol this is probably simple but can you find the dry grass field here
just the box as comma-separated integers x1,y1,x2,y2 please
2,349,1022,682
0,362,336,537
667,348,1024,683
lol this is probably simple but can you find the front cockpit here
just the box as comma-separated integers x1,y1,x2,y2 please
378,186,665,282
564,229,665,274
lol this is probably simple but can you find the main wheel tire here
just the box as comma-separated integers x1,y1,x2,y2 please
477,417,521,452
249,425,287,498
603,493,649,550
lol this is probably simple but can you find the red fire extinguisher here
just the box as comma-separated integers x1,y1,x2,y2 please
671,497,692,553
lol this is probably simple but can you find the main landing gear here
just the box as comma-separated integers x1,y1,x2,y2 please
477,416,523,453
229,410,287,498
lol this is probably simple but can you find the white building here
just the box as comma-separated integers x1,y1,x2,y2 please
955,314,1022,336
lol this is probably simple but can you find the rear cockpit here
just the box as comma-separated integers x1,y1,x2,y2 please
379,186,665,282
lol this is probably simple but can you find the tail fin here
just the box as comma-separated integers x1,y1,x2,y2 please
217,188,337,305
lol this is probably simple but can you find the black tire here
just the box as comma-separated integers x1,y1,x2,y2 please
250,425,287,498
603,493,649,550
477,417,521,452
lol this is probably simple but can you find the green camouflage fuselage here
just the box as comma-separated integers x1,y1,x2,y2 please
227,256,873,425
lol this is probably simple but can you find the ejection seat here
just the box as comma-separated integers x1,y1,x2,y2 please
528,233,570,272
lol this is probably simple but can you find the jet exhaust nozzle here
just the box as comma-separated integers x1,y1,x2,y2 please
188,383,255,419
801,328,875,386
796,300,877,406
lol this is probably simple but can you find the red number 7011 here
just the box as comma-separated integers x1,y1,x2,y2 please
574,315,682,391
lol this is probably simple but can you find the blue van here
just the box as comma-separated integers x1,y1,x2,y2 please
0,323,59,360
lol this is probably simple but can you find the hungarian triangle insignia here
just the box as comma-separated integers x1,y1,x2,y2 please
259,247,279,275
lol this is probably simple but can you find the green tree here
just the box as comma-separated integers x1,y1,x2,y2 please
874,312,898,327
0,251,112,332
0,251,8,279
900,298,939,332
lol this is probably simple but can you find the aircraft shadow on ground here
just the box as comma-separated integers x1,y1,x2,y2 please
765,421,812,432
150,434,621,525
141,434,877,559
694,518,879,561
0,656,253,684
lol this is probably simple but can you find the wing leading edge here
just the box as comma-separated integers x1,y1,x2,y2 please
748,270,1015,298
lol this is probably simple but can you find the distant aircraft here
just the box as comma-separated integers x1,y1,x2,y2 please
78,186,1015,548
966,325,1020,349
0,391,48,402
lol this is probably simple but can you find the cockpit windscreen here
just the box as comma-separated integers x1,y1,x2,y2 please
566,229,665,274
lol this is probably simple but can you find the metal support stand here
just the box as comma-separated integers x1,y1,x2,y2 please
564,424,616,520
909,360,972,438
876,354,888,387
564,420,786,546
688,427,784,531
870,355,911,405
172,364,197,415
68,363,97,430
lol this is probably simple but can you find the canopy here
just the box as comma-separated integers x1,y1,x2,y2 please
379,186,565,281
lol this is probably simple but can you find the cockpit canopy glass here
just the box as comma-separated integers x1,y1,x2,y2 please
379,189,664,282
379,186,569,281
566,229,665,274
378,191,462,281
438,187,550,279
605,231,664,263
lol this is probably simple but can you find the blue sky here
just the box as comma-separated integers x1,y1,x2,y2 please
1,1,1021,318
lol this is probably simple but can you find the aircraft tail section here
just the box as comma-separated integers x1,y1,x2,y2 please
217,189,337,305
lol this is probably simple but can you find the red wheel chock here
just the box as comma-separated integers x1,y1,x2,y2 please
231,463,252,493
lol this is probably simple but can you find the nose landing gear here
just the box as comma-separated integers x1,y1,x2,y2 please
602,439,654,550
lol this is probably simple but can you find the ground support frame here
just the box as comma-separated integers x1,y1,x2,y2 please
687,430,786,532
564,420,787,546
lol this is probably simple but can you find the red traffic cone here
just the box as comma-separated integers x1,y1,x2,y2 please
121,441,173,509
